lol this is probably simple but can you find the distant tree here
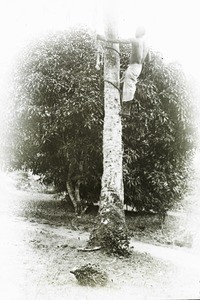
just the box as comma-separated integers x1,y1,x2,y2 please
10,28,196,217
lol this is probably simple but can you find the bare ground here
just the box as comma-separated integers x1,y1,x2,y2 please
1,188,200,299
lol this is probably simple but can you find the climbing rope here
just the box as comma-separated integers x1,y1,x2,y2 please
104,46,120,56
95,37,121,94
104,80,120,93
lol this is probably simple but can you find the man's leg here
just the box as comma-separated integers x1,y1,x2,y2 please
122,101,132,116
121,63,142,117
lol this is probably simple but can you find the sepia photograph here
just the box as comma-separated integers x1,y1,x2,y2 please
0,0,200,299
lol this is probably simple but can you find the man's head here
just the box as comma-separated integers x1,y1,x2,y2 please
135,26,146,38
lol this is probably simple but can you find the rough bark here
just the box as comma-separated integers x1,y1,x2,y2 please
88,17,130,256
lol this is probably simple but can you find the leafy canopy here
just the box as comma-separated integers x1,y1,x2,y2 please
10,27,196,213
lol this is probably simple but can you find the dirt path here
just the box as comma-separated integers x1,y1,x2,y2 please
132,240,200,271
1,188,200,299
24,222,200,273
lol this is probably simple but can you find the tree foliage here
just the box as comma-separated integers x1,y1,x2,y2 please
10,27,196,215
11,28,103,211
121,45,196,215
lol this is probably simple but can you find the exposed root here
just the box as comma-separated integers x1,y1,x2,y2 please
77,246,102,252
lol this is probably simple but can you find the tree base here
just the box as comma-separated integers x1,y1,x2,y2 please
88,202,130,256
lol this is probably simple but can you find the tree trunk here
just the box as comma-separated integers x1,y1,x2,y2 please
66,178,78,213
88,16,130,256
66,162,82,215
75,179,82,215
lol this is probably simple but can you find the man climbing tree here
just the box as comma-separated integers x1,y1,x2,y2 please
97,26,150,116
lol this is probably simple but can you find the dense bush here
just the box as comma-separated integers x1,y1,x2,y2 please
10,27,103,205
120,45,196,215
10,27,196,215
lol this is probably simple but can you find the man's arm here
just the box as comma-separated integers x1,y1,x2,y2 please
97,34,134,44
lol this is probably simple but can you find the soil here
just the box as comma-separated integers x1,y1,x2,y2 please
1,187,200,299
